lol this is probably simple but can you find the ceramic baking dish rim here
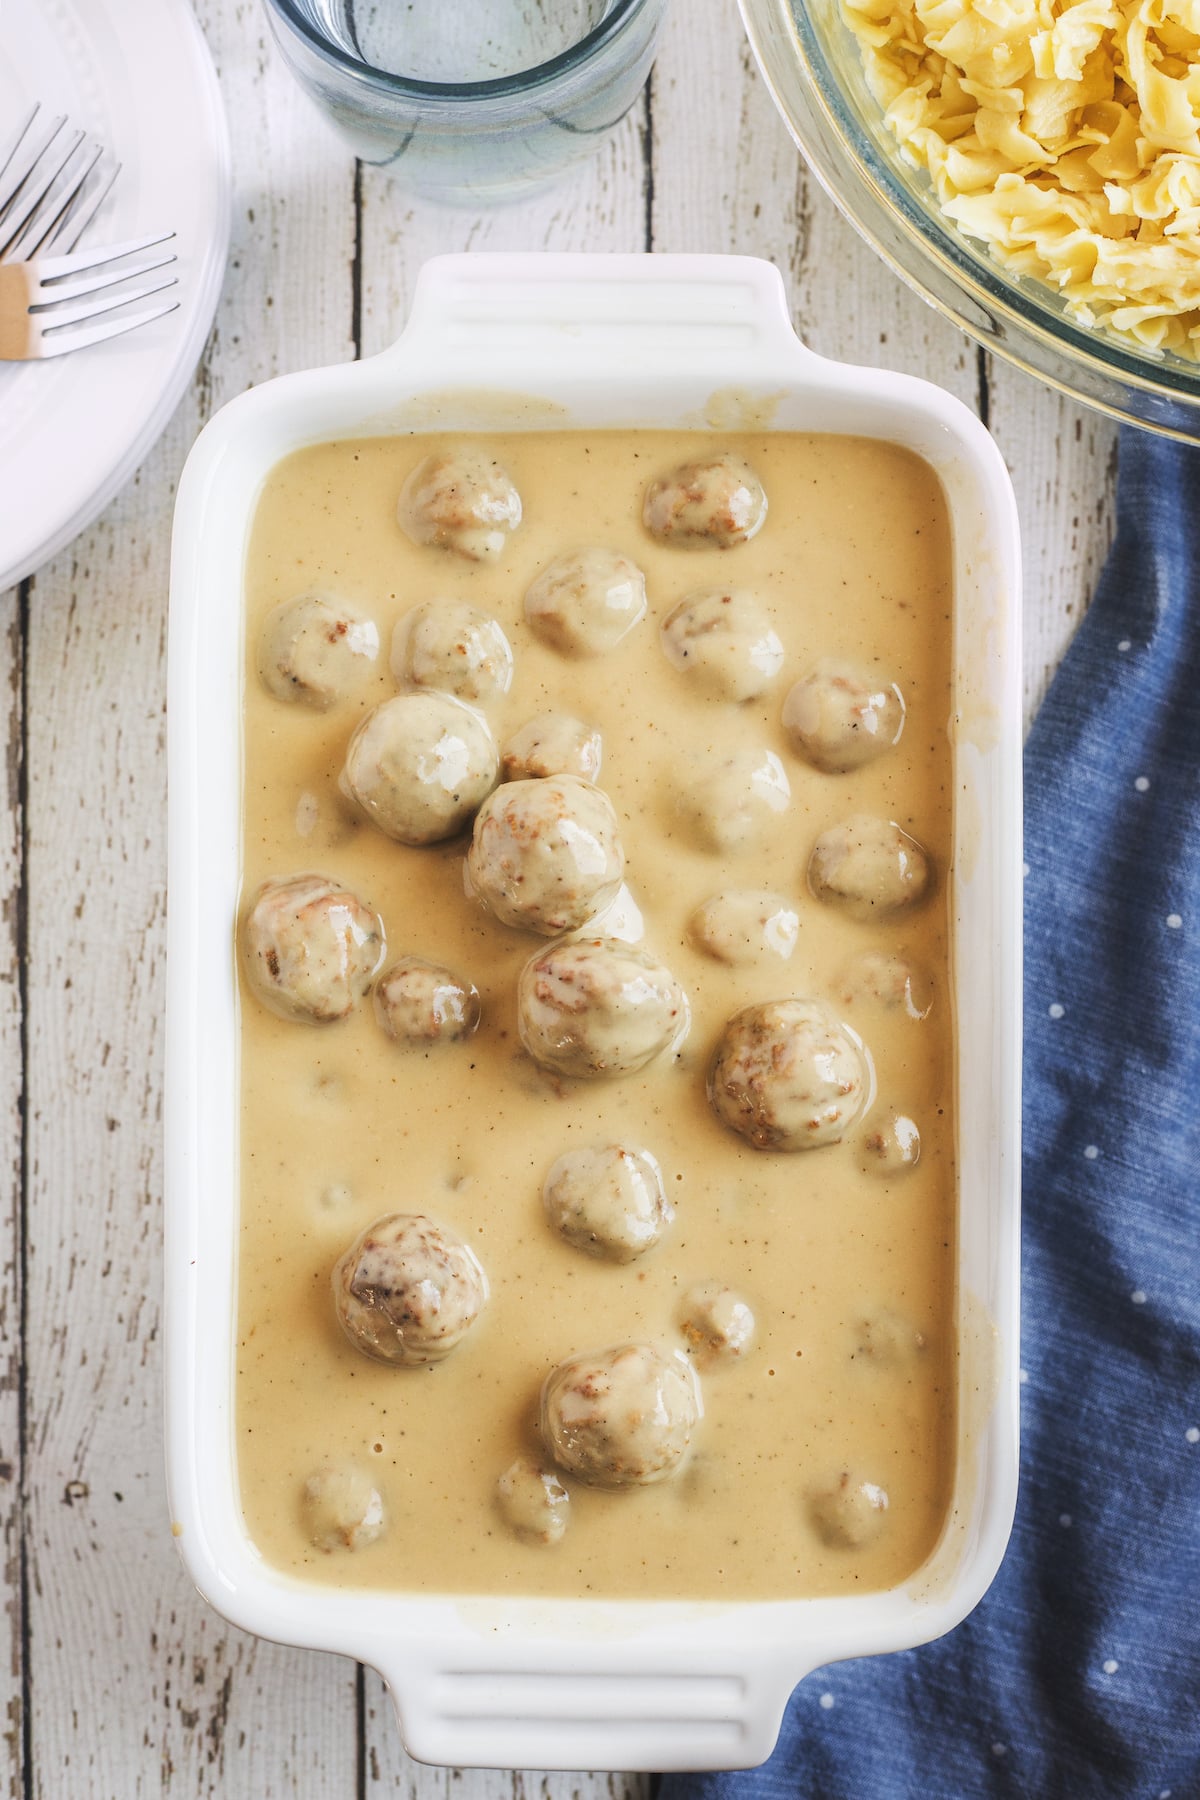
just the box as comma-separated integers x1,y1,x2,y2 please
165,251,1022,1773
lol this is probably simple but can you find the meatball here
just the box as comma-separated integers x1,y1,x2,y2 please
643,454,767,549
680,748,790,853
542,1144,673,1263
808,814,932,920
524,548,647,657
540,1343,701,1488
374,956,480,1044
838,950,932,1021
301,1464,385,1552
242,872,384,1024
688,889,799,966
783,659,906,773
466,775,624,936
495,1457,570,1546
391,599,513,704
808,1472,890,1548
708,998,869,1151
518,938,690,1079
859,1111,921,1176
332,1213,488,1366
678,1283,756,1364
397,451,521,562
342,692,498,845
660,588,783,701
850,1310,927,1367
502,713,602,783
257,592,380,709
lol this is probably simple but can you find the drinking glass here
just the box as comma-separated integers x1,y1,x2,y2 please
264,0,667,203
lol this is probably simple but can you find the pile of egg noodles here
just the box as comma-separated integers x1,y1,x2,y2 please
843,0,1200,357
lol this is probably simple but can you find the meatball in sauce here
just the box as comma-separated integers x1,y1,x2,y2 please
540,1344,701,1488
242,873,384,1025
341,692,498,845
524,548,647,657
373,956,480,1045
332,1213,488,1366
397,451,521,562
709,999,870,1151
518,938,690,1079
238,428,958,1607
542,1143,673,1263
466,775,624,936
258,592,379,709
643,454,767,549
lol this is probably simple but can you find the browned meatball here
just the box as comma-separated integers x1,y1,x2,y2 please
859,1111,921,1175
332,1213,488,1366
643,455,767,549
708,998,869,1150
301,1464,385,1552
524,548,647,656
495,1458,571,1546
783,659,905,772
397,451,521,562
688,890,799,966
518,938,690,1078
807,1471,890,1547
660,588,783,700
342,693,499,845
242,872,384,1024
373,957,480,1044
466,775,624,935
678,1283,756,1364
837,950,932,1020
501,713,602,783
258,593,380,709
808,814,932,920
540,1343,701,1488
392,599,513,703
542,1143,673,1262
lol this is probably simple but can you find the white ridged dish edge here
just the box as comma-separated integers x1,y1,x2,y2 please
165,252,1022,1774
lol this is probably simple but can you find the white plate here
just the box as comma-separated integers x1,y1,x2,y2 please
0,0,230,592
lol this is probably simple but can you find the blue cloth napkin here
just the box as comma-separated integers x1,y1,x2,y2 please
662,425,1200,1800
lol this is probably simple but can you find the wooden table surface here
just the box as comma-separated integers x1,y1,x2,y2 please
0,1,1118,1793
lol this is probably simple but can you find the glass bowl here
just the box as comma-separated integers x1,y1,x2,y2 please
739,0,1200,440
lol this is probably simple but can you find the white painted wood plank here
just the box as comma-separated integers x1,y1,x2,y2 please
0,584,25,1796
19,2,363,1793
985,369,1118,729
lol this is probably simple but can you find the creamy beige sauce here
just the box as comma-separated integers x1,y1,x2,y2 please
237,431,956,1601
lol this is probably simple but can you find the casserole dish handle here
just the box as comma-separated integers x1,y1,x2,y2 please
372,251,824,387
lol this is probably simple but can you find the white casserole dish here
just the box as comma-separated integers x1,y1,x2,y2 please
166,252,1022,1774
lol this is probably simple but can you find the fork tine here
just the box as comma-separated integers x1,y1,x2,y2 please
37,270,177,334
49,159,120,254
0,105,40,206
15,141,103,261
33,231,177,282
0,109,61,224
0,127,84,259
35,294,180,357
32,247,177,307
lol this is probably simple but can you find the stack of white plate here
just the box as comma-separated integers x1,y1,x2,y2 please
0,0,231,592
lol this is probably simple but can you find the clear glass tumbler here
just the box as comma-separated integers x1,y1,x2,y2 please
263,0,667,204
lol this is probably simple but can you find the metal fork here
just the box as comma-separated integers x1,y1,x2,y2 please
0,103,179,358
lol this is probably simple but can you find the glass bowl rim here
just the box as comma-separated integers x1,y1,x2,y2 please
265,0,653,101
743,0,1200,415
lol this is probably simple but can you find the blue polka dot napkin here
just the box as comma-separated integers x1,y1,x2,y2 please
660,425,1200,1800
